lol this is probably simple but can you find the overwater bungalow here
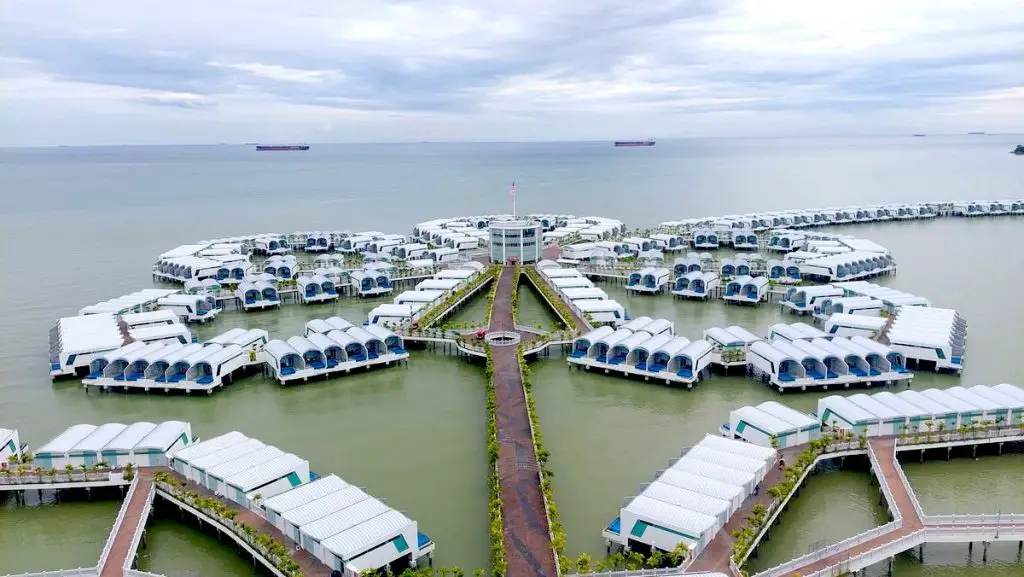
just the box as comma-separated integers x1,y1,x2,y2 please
671,271,719,300
158,294,221,323
722,276,768,305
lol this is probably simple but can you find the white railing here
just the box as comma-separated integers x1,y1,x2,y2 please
803,529,926,577
565,568,689,577
97,473,141,571
122,482,157,573
123,570,165,577
751,521,902,577
890,446,925,520
895,425,1024,446
867,442,901,522
925,513,1024,525
0,570,97,577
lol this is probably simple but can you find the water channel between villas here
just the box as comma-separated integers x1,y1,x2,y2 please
1,218,1023,575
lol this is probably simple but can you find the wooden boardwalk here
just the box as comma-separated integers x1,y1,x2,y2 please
161,470,334,577
490,266,559,577
99,468,155,577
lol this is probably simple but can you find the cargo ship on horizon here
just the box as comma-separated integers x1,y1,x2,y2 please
255,144,310,151
614,138,655,147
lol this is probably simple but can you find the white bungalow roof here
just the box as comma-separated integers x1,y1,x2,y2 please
704,327,743,347
135,421,189,451
672,456,757,489
121,310,178,328
129,324,193,343
895,390,958,416
302,497,391,541
364,324,398,343
226,453,306,492
103,422,158,452
623,495,718,539
825,314,887,331
641,481,731,520
69,423,128,454
724,326,761,344
36,424,98,455
869,392,931,419
394,290,444,303
578,326,615,344
282,486,371,527
263,475,351,514
550,277,594,289
944,387,1002,412
754,402,819,431
208,446,285,479
191,439,268,471
434,269,474,280
696,434,778,463
992,384,1024,404
415,278,462,291
57,315,123,354
207,328,248,345
818,395,881,424
322,509,414,561
170,431,249,462
684,446,765,475
847,394,904,421
968,386,1024,410
730,406,798,436
920,389,977,413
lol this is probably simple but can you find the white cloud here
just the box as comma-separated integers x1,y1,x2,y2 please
0,0,1021,145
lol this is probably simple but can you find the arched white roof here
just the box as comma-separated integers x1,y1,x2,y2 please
638,318,673,336
596,328,634,350
286,336,322,357
197,344,243,369
675,339,712,362
306,332,342,353
652,337,691,359
750,341,796,365
615,330,653,352
208,328,248,345
325,317,355,331
154,343,204,367
621,317,653,332
345,326,383,347
264,340,301,362
326,329,360,350
576,326,615,347
633,333,672,357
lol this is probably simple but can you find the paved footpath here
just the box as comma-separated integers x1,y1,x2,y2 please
99,468,155,577
490,265,559,577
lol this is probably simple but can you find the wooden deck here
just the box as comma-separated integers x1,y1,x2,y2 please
490,266,559,577
98,468,155,577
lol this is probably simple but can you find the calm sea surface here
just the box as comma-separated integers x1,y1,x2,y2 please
0,137,1021,575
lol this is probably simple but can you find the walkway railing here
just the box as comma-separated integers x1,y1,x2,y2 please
751,521,902,577
890,449,926,520
867,441,902,522
121,482,157,573
565,567,690,577
97,474,141,571
1,570,97,577
894,424,1024,446
925,513,1024,525
803,529,926,577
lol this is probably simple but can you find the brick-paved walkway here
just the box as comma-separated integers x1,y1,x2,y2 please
490,266,558,577
99,468,155,577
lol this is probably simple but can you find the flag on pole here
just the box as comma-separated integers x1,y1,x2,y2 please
509,180,517,217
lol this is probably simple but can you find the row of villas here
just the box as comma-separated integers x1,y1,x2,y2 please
169,430,434,576
83,327,267,391
657,201,960,233
781,283,930,317
367,262,487,327
536,261,628,326
29,420,193,469
726,384,1024,447
603,435,777,560
569,318,714,387
261,318,408,384
50,310,200,379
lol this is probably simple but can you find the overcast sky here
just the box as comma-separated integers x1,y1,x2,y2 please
2,0,1022,145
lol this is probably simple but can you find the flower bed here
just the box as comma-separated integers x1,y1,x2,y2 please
484,348,507,577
